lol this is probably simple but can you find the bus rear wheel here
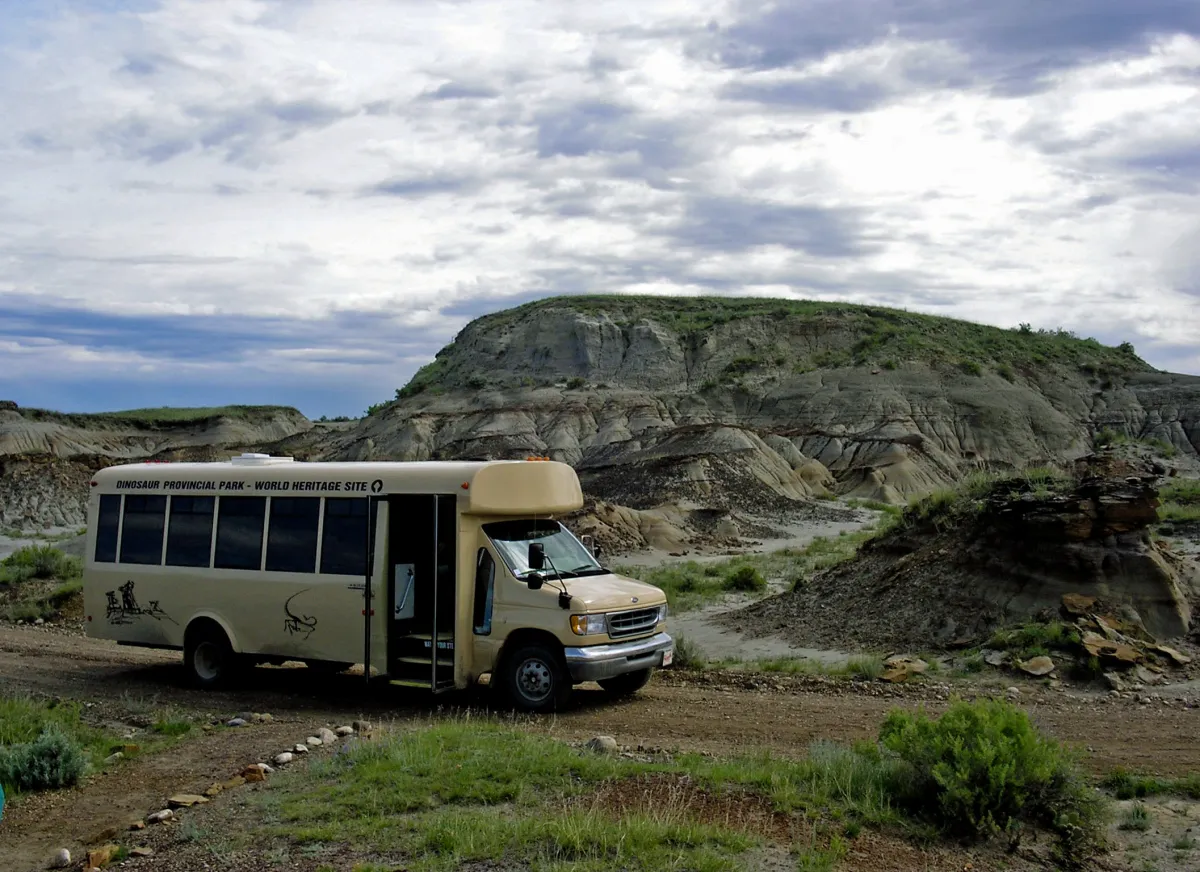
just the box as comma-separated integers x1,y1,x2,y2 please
498,643,571,713
185,623,238,689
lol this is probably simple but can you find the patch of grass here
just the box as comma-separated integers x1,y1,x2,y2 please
986,621,1082,662
1158,479,1200,525
267,722,764,870
1101,768,1200,801
720,655,885,681
1160,480,1200,506
152,716,195,738
255,701,1109,870
880,699,1107,866
723,564,765,592
1119,803,1150,832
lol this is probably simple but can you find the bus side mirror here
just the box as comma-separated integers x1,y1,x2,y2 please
593,544,603,561
528,542,545,570
527,573,544,591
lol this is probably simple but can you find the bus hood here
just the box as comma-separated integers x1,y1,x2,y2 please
564,572,667,611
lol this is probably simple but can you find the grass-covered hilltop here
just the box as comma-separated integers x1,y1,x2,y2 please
380,294,1157,403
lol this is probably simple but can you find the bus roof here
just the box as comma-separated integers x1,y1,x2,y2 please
91,457,584,516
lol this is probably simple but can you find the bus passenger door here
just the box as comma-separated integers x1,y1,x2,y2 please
385,493,457,692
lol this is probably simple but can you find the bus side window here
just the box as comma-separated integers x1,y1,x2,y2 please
214,497,267,571
473,548,495,635
265,497,320,573
120,495,167,565
166,496,215,568
94,495,121,563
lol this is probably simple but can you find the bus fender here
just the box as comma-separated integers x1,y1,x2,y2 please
185,611,242,653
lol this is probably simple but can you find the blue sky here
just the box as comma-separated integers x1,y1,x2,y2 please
1,0,1198,419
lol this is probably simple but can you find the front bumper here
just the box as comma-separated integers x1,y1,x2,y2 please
564,631,675,683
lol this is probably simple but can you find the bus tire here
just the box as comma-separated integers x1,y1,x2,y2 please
498,643,571,713
184,622,238,690
598,668,652,697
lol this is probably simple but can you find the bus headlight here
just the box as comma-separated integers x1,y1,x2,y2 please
658,604,669,624
570,614,607,636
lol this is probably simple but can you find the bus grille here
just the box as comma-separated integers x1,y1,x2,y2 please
606,607,660,639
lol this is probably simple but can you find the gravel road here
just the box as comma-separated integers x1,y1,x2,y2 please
2,624,1199,871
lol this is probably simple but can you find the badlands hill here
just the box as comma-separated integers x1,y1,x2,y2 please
0,404,317,531
316,295,1200,550
3,295,1199,552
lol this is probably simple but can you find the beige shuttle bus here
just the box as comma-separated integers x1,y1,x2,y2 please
82,454,674,712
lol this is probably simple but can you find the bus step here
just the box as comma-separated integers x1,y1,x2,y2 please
398,656,453,667
389,678,430,689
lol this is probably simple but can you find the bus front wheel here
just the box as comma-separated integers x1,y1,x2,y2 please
498,643,571,713
185,623,238,689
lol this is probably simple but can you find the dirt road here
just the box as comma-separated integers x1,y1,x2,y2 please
2,625,1199,870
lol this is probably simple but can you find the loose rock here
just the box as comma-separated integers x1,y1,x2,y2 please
274,752,294,765
293,743,309,754
167,794,209,808
227,717,247,728
50,848,71,868
306,736,322,746
317,728,337,744
336,726,355,737
1017,655,1055,677
586,735,619,754
146,810,174,824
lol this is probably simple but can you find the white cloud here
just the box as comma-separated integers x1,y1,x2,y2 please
0,0,1198,414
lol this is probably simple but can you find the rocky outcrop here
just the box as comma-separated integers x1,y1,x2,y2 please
328,297,1200,519
0,407,315,531
727,451,1200,650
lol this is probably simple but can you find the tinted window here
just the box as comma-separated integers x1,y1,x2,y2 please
166,496,215,568
94,494,121,563
320,498,372,576
119,495,167,565
265,497,319,573
473,548,495,635
214,497,266,570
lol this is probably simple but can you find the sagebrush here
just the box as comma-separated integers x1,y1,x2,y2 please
879,699,1106,866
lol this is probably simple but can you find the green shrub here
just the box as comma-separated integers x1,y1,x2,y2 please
671,635,706,669
564,376,586,389
723,564,765,592
959,360,983,376
0,545,80,582
879,700,1105,864
0,726,88,792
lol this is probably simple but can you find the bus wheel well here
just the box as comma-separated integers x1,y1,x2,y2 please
185,617,229,648
496,629,564,669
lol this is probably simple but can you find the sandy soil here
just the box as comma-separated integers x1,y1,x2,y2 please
2,624,1200,871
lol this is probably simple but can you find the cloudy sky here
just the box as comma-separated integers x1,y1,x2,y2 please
2,0,1198,418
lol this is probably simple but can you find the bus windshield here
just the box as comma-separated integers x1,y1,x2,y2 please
483,519,606,579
